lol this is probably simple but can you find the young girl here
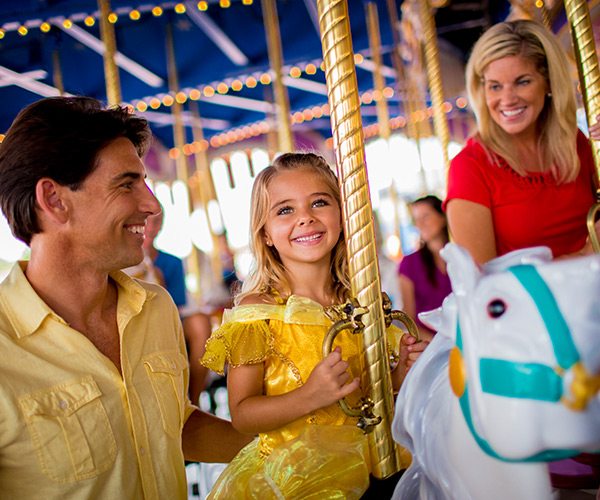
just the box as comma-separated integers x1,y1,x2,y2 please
201,152,425,499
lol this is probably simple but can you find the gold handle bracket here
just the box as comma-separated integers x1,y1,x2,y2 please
323,299,382,433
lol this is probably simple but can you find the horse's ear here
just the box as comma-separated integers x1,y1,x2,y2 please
482,246,552,274
440,243,480,296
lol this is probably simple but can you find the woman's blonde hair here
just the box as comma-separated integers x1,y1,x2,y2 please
466,20,579,183
235,152,350,305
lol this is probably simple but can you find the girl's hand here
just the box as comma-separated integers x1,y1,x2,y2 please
398,334,429,371
302,347,360,411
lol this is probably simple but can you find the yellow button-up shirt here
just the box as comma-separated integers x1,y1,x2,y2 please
0,262,196,499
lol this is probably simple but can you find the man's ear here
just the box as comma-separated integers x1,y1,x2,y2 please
35,178,69,224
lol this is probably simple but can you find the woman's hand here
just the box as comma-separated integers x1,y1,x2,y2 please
589,115,600,141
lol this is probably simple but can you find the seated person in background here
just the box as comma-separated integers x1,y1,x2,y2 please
125,211,212,406
398,195,451,340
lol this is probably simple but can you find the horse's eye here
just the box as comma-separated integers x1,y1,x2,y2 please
487,299,507,318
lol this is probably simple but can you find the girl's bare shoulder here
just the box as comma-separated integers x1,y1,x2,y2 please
237,293,278,306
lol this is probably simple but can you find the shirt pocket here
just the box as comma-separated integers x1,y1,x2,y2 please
143,350,187,438
18,376,117,484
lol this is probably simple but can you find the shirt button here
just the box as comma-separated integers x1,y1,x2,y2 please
59,400,68,410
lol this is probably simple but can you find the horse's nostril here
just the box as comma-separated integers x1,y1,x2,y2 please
487,299,507,318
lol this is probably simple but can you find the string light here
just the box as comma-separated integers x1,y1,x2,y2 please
40,22,51,33
175,91,187,103
289,67,301,78
129,10,141,20
259,73,271,85
245,76,257,88
219,0,231,7
217,82,229,94
197,1,208,11
189,89,201,100
0,30,5,39
203,86,215,97
18,26,28,36
174,3,186,14
84,16,95,26
152,6,163,17
62,19,73,29
305,63,317,75
231,79,243,91
108,13,118,24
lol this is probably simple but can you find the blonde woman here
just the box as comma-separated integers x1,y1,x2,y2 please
445,20,600,264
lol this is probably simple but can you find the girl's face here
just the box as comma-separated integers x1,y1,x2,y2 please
483,54,548,142
263,166,342,269
411,202,446,244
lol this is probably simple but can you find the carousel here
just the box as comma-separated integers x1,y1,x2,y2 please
0,0,598,498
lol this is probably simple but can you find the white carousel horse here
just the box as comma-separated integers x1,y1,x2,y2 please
392,243,600,500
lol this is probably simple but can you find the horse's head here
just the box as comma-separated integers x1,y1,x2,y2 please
436,243,600,461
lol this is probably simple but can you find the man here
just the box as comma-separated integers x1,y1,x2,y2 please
0,97,249,499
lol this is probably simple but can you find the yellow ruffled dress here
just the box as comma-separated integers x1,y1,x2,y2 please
201,294,411,499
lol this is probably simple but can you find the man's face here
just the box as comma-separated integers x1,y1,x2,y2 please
64,137,161,272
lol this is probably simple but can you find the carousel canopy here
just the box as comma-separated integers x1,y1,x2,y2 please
0,0,566,154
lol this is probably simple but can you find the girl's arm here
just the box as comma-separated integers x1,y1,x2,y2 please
446,199,497,265
227,348,360,435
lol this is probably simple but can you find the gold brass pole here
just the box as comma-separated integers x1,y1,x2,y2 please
189,100,224,284
261,0,294,152
418,0,450,172
564,0,600,252
317,0,401,479
366,1,402,257
366,2,391,140
165,22,203,296
52,49,65,96
97,0,121,105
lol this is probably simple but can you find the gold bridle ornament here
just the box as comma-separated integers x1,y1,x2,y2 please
564,0,600,253
316,0,419,479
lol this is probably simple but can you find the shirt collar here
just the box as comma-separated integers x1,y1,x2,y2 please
0,262,156,339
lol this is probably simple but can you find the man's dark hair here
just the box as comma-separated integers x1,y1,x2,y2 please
0,96,152,244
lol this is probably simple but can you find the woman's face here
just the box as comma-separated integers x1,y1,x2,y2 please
411,202,446,244
482,54,548,141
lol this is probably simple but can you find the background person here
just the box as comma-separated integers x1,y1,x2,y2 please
125,210,213,405
0,96,250,499
398,195,451,340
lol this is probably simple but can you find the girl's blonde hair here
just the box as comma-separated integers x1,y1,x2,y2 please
236,152,350,305
466,20,579,183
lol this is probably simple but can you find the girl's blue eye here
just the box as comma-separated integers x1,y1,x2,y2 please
277,206,292,216
312,198,329,207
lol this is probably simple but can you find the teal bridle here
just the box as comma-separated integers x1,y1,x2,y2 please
453,264,598,462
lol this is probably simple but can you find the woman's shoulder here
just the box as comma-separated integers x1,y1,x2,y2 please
398,249,425,274
451,136,490,167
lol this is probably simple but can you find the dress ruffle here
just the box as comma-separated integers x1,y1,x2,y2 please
208,425,370,499
201,320,273,375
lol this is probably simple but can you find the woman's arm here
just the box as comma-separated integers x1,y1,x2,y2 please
398,274,416,321
227,348,360,435
446,199,497,265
